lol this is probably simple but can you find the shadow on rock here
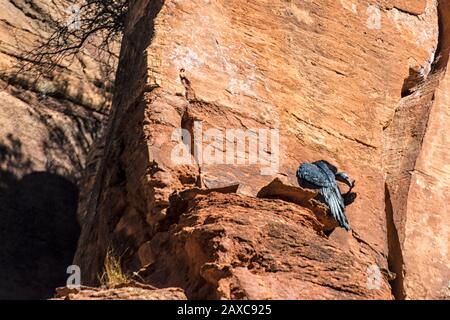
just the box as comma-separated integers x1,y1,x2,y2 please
0,171,80,299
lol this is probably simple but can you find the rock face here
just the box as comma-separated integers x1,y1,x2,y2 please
383,0,450,299
0,0,116,298
74,0,449,299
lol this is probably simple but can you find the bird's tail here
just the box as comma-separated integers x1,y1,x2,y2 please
320,187,351,231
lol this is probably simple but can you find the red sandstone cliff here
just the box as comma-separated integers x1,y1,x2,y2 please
72,0,450,299
1,0,448,300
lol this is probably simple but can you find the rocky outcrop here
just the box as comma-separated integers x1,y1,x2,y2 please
140,192,391,299
74,0,449,300
54,282,186,300
0,0,116,299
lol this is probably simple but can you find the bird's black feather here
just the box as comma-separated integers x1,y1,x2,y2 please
297,160,353,231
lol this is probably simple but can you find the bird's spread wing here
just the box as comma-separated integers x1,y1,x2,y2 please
297,163,334,188
313,160,337,174
321,187,351,231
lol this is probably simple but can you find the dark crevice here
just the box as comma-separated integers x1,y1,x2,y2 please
401,67,423,97
431,1,450,73
384,184,406,300
386,6,422,17
180,108,202,187
181,109,196,161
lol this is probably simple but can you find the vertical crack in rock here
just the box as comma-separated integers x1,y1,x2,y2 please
384,184,405,300
179,69,202,188
181,109,196,160
180,108,203,188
